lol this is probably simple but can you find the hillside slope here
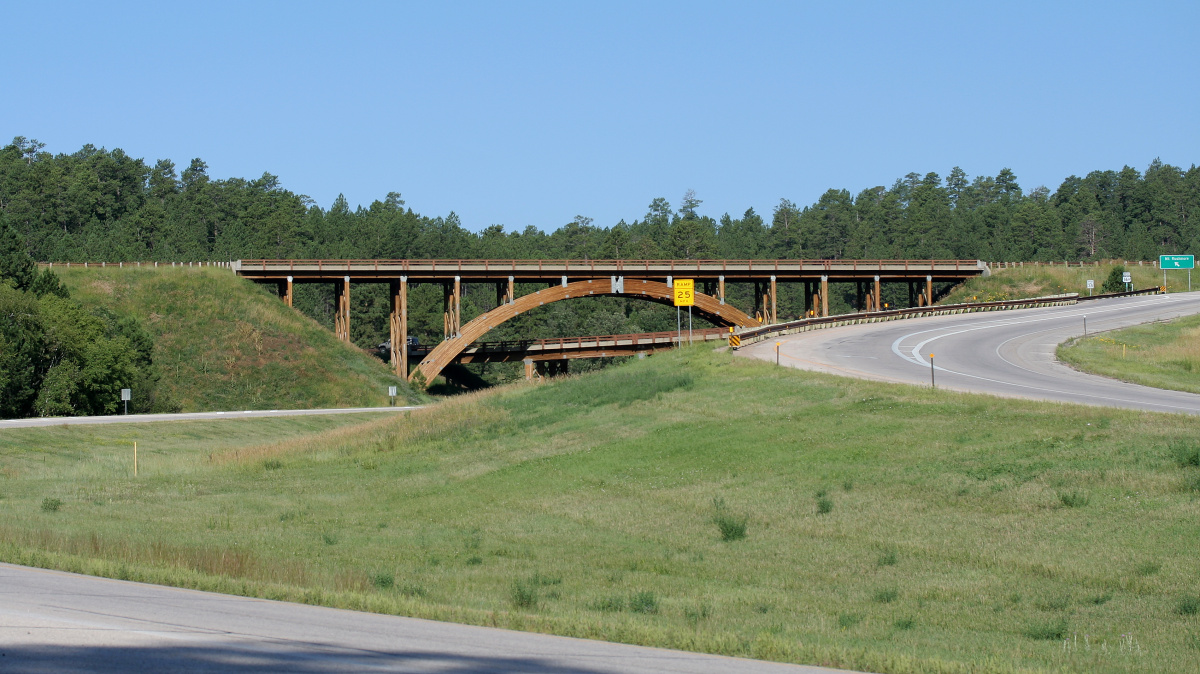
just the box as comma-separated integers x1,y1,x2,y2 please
56,266,421,410
3,345,1198,673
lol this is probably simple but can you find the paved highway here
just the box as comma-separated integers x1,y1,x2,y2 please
0,563,845,674
740,292,1200,414
0,406,421,429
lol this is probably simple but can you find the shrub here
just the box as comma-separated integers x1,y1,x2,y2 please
711,497,747,541
1024,618,1068,640
262,459,283,470
465,556,483,566
816,496,833,515
894,616,916,630
1058,490,1089,508
589,596,625,612
321,533,338,546
683,603,712,625
510,579,538,609
40,497,62,513
873,588,899,603
630,591,659,614
877,547,898,567
399,583,427,598
1179,596,1200,616
1101,266,1126,294
370,572,394,590
1136,561,1161,576
838,613,862,629
1171,440,1200,467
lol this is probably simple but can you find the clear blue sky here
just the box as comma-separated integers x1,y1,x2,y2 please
4,1,1197,232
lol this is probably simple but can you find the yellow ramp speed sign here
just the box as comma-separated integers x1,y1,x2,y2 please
673,279,694,306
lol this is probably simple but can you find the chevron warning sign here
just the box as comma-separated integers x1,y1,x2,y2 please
729,334,741,348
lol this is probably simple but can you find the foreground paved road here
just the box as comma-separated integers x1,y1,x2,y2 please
0,406,421,429
0,564,846,674
741,292,1200,414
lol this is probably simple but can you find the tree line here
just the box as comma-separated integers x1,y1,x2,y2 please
3,137,1197,266
2,136,1197,391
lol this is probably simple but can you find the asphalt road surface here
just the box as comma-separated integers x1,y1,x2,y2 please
0,406,421,430
0,563,847,674
740,292,1200,414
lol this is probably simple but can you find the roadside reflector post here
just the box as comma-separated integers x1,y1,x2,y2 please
1083,315,1087,336
775,341,781,366
133,441,138,477
929,354,935,389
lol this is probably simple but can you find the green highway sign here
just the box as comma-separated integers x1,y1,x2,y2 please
1160,254,1194,269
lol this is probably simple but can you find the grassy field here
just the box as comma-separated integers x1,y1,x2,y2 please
3,347,1199,673
1059,313,1200,395
56,266,423,410
940,264,1172,305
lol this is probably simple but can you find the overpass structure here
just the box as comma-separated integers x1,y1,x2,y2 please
233,259,987,383
407,328,729,380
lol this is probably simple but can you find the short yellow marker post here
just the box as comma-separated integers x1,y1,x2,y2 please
929,354,936,389
775,341,781,366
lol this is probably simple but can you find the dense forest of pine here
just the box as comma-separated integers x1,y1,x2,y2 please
2,136,1197,397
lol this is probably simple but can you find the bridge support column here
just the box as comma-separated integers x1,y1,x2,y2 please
874,275,881,312
718,275,725,305
523,357,536,381
335,276,350,342
855,282,864,311
454,276,462,337
443,283,451,340
770,275,777,324
390,277,407,376
284,276,293,307
820,275,829,317
508,275,515,304
925,275,933,307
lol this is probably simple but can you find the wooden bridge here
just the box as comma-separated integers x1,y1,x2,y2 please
233,258,987,384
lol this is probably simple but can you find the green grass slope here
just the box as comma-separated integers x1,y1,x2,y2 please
940,264,1169,305
3,347,1200,673
1059,313,1200,395
56,267,422,410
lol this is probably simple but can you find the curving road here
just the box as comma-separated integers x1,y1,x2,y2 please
0,563,845,674
740,292,1200,414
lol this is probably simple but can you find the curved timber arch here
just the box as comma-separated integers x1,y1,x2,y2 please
412,279,758,384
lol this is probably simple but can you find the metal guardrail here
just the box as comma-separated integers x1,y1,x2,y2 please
1077,287,1163,302
462,328,728,352
734,294,1086,348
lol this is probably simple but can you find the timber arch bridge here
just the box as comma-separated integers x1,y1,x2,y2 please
234,259,988,383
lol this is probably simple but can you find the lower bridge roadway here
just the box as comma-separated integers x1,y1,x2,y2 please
738,291,1200,415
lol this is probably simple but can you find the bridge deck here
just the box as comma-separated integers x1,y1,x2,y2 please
234,259,986,282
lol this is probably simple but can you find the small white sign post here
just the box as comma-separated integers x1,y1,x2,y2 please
1086,279,1094,296
1122,271,1132,292
388,385,397,406
120,388,131,415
